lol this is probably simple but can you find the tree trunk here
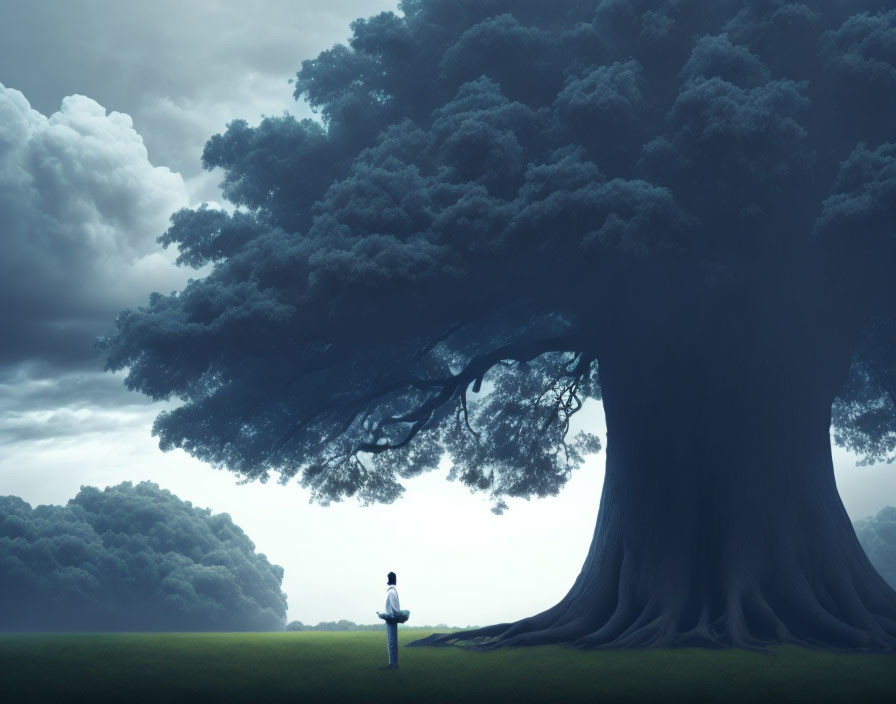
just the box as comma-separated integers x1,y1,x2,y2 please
410,336,896,651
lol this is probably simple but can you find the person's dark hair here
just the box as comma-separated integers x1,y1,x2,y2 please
387,572,396,585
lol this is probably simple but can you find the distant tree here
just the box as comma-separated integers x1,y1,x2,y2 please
103,0,896,649
0,482,286,631
855,507,896,590
314,620,361,631
286,620,384,631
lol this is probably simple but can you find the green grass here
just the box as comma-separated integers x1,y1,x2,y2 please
0,631,894,703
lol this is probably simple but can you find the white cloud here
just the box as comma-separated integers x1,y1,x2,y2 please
0,83,191,370
0,0,399,203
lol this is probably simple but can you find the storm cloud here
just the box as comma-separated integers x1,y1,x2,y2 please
0,2,401,444
0,84,189,373
0,0,398,199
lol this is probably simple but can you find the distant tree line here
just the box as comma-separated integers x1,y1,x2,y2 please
287,620,382,631
286,620,461,632
0,482,287,631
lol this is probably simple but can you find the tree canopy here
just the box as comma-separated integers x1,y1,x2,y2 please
0,482,286,631
102,0,895,512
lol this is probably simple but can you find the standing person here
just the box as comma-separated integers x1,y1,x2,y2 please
380,572,400,670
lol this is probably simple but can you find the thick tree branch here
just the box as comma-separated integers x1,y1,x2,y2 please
286,335,577,453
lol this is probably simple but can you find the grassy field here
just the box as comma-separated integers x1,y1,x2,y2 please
1,630,894,703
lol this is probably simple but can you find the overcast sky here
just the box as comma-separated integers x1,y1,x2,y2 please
1,0,894,628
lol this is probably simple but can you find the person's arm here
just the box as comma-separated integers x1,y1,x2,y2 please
386,589,400,614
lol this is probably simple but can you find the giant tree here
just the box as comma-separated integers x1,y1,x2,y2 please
102,0,896,650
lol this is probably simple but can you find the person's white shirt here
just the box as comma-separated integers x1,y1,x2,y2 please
385,585,400,614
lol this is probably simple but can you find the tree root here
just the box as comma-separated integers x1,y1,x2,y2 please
407,579,896,652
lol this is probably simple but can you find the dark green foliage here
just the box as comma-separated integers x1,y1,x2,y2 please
0,482,287,631
855,506,896,589
101,0,896,513
833,318,896,465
